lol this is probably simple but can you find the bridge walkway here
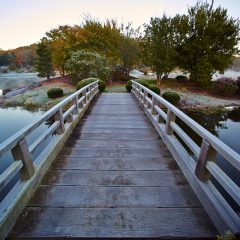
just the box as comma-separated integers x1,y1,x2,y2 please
9,93,217,239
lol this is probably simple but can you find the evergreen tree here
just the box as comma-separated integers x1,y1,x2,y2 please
35,39,53,80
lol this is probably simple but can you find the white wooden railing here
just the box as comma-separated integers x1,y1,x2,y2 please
0,80,99,238
132,80,240,234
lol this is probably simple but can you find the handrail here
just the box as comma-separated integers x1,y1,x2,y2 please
131,80,240,234
0,80,99,239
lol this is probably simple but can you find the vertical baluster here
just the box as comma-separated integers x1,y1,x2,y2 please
144,90,148,106
74,96,79,114
165,109,176,135
151,97,157,115
83,89,87,104
195,139,217,181
54,107,65,134
11,138,35,180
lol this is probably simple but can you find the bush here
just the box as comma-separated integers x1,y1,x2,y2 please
47,88,63,99
176,75,188,81
162,91,180,105
76,78,105,92
125,80,150,92
76,78,97,90
98,80,105,92
148,85,160,95
213,78,238,96
125,80,132,92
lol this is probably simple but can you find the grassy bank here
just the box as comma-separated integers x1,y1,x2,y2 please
3,82,75,111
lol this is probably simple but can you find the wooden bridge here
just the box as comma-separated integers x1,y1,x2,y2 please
0,80,240,239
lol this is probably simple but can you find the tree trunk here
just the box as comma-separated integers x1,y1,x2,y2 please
157,74,161,86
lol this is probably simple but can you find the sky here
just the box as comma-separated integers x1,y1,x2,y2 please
0,0,239,50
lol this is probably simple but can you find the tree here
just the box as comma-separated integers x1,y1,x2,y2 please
174,0,240,87
143,15,176,85
119,23,140,76
35,39,53,80
66,50,112,83
45,25,72,76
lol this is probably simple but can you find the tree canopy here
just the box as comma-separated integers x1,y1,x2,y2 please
66,50,112,83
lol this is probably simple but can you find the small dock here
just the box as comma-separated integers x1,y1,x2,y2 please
9,93,216,238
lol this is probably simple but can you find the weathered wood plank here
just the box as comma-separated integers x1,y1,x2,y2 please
51,157,178,171
73,127,157,134
61,147,172,158
41,170,187,186
64,139,164,148
9,207,216,238
29,185,200,207
77,122,151,129
69,132,160,140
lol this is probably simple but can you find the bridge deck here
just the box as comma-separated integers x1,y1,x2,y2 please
9,93,217,239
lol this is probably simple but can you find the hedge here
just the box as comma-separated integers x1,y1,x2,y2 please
162,91,180,105
47,88,64,99
76,78,105,92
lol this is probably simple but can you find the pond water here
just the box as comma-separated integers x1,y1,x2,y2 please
0,71,44,95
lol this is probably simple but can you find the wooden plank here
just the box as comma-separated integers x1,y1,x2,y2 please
51,157,179,171
61,147,172,158
74,128,156,134
41,170,187,186
9,207,217,238
64,139,165,149
29,185,201,207
69,132,160,140
77,122,151,129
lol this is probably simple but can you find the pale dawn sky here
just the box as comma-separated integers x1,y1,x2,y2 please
0,0,239,50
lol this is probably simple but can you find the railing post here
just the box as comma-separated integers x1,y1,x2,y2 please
83,89,87,104
11,138,35,180
74,96,79,114
151,97,157,115
143,90,148,106
54,107,65,134
165,109,176,135
195,139,217,181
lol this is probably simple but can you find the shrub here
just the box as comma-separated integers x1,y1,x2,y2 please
176,75,188,81
213,78,238,96
98,80,105,92
47,88,63,99
162,91,180,105
76,78,97,90
137,79,150,88
76,78,105,92
125,80,132,92
125,79,150,93
148,85,160,95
